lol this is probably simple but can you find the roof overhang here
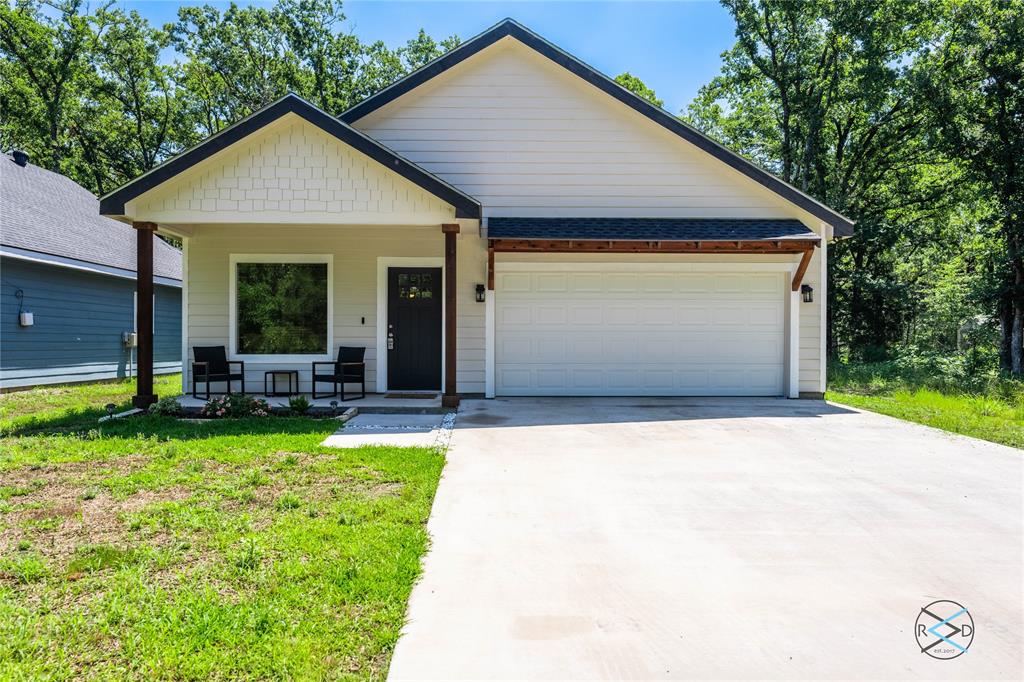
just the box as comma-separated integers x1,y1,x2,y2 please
100,94,482,220
342,19,853,236
486,217,821,243
1,244,182,287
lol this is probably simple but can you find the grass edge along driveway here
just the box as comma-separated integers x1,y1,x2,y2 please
827,388,1024,449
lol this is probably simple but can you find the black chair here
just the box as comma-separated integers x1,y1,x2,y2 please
191,346,245,400
312,346,366,401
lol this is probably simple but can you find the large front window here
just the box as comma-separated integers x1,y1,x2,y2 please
234,260,329,355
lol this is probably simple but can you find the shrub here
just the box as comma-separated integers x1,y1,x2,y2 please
148,396,183,416
201,394,271,418
287,395,311,415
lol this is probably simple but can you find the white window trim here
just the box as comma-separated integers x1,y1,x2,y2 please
228,253,334,362
375,256,445,393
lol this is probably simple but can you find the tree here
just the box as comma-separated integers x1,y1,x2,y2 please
687,0,959,359
921,0,1024,373
399,28,460,72
614,72,663,107
0,0,95,174
74,6,178,194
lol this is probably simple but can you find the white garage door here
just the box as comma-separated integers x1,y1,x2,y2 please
495,267,785,396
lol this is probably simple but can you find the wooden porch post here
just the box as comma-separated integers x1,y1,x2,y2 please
442,223,460,408
132,221,158,409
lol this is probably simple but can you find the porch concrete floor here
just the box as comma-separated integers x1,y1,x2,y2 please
175,392,448,413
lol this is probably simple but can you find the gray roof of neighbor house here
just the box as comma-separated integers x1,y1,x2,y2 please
487,218,820,242
1,154,182,281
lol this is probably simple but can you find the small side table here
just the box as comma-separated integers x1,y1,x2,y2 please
264,370,299,397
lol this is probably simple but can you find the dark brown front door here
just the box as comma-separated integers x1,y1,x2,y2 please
387,267,442,390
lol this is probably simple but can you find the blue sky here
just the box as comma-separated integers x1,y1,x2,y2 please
117,1,736,113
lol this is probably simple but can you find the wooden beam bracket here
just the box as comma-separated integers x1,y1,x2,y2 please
791,247,815,291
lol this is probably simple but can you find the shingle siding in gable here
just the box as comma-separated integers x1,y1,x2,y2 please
128,115,458,225
0,257,181,389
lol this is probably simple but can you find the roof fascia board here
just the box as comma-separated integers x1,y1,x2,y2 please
340,19,853,236
101,94,481,219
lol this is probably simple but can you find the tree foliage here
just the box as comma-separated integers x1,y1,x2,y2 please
615,72,663,107
687,0,1020,372
0,0,458,195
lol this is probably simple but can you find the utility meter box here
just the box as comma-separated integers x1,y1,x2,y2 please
18,311,33,327
122,331,137,348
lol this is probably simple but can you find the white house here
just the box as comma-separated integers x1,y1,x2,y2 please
99,19,853,408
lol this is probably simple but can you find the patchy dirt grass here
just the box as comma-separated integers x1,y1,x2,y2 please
0,409,443,681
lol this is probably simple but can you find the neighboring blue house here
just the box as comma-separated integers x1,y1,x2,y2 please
1,152,182,390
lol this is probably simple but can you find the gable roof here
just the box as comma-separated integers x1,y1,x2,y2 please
99,94,482,219
341,19,854,237
1,155,182,282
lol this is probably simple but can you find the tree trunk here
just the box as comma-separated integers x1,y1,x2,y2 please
999,301,1012,373
1012,301,1023,376
1012,258,1024,376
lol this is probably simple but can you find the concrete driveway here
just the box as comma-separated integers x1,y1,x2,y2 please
388,398,1023,680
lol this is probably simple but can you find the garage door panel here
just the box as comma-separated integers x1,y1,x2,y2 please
499,304,532,325
534,305,567,324
499,273,532,292
535,273,568,292
641,274,676,293
607,274,639,292
569,273,604,291
496,268,785,396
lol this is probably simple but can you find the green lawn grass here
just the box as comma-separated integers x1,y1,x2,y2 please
0,374,183,434
0,378,444,679
827,364,1024,449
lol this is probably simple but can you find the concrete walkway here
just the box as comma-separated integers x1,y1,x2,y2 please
321,413,454,449
388,398,1022,680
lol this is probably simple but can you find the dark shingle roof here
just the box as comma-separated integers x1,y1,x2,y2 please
486,217,820,242
0,155,181,280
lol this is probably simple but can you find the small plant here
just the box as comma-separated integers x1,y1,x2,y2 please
275,492,302,510
81,487,98,501
234,538,262,571
287,395,311,415
240,468,269,487
201,394,271,418
148,396,183,416
16,539,31,552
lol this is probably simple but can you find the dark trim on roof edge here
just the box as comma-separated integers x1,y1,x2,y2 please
340,19,853,237
100,94,481,219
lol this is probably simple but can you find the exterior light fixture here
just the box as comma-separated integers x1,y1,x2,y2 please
105,403,117,417
329,400,339,416
475,284,486,303
801,284,814,303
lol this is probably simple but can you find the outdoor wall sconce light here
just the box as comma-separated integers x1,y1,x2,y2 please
475,284,486,303
15,289,33,326
801,284,814,303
